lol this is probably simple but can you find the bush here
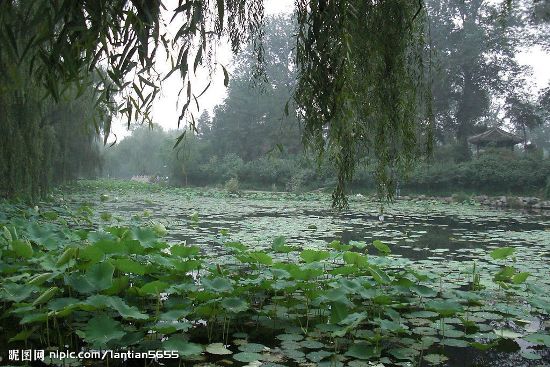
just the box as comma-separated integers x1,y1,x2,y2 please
224,177,240,194
240,156,295,187
507,196,523,208
405,149,550,195
452,192,470,203
286,172,306,192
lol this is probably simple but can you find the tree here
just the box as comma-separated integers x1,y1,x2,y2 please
197,110,212,138
0,0,433,207
102,124,174,178
204,15,302,161
427,0,528,151
0,1,113,199
505,93,543,144
294,0,433,205
426,0,550,163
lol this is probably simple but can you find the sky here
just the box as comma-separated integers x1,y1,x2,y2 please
109,0,294,142
109,0,550,142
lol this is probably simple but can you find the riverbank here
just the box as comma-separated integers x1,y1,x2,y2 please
393,193,550,210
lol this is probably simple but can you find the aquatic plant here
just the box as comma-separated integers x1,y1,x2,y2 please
1,189,549,366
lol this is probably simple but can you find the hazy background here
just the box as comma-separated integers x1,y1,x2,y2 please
109,0,550,141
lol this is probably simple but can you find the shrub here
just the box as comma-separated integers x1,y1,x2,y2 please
225,177,240,194
240,156,296,187
286,172,305,192
507,196,523,209
452,192,470,203
406,149,550,195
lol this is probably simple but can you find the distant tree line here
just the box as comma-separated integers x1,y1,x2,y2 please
0,0,437,207
103,8,550,197
3,1,548,201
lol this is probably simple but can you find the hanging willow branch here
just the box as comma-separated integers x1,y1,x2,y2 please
294,0,433,209
0,0,433,207
0,0,265,139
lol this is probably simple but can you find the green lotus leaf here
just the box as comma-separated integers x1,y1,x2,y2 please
288,266,323,280
162,336,203,357
11,239,33,258
300,249,329,263
520,351,541,360
388,347,418,361
490,247,515,260
171,244,200,257
202,277,233,293
300,340,325,349
523,333,550,347
493,329,523,339
345,342,380,360
329,240,352,251
1,282,36,302
410,285,437,297
306,350,332,362
85,261,115,291
221,297,248,313
441,338,469,347
425,300,463,317
368,265,391,284
343,252,368,268
224,241,247,252
56,247,76,267
140,280,169,295
206,343,232,355
114,258,146,275
76,315,125,348
130,227,159,247
233,352,263,362
238,343,267,353
276,333,304,342
512,272,530,284
372,240,391,255
423,353,448,365
33,287,59,306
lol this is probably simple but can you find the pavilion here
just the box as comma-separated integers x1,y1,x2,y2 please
467,127,523,153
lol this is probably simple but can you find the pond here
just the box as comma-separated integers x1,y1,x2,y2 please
1,181,549,367
58,183,550,366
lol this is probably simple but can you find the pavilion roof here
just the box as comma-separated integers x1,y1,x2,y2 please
467,127,523,145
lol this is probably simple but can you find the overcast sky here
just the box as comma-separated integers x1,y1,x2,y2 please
109,0,294,141
109,0,550,142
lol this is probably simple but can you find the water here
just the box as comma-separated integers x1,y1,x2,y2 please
63,189,550,366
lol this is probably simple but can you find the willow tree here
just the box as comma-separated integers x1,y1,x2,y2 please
0,1,112,199
0,0,433,207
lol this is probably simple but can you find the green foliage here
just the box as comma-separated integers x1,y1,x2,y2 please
427,0,537,146
295,0,432,208
224,177,240,195
406,149,550,194
452,192,471,203
490,247,515,260
0,196,548,365
1,2,433,207
0,4,107,200
0,0,264,135
202,16,302,162
1,187,550,364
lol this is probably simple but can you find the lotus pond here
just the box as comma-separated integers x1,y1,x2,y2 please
0,180,549,367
